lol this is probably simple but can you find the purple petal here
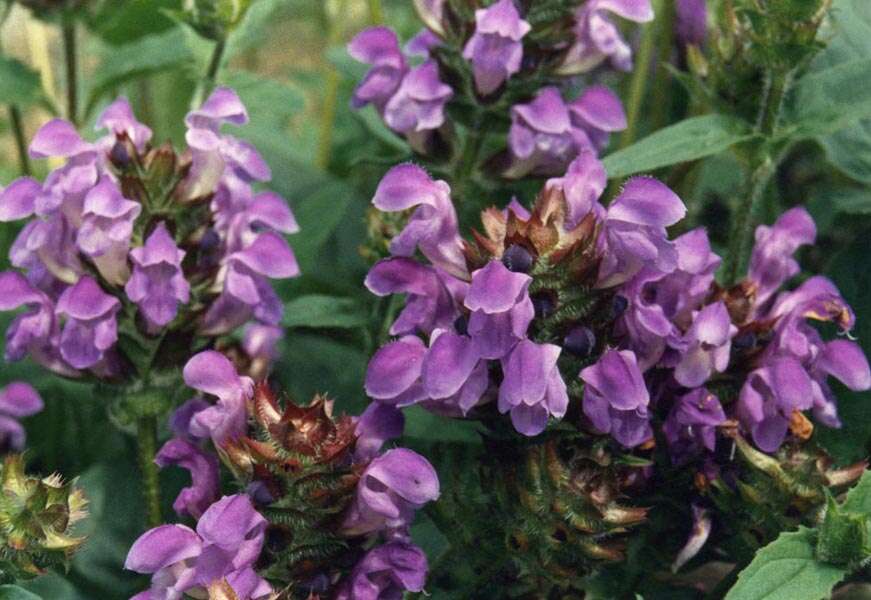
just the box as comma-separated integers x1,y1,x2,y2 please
183,351,253,403
186,87,248,128
512,87,571,135
465,260,531,313
579,349,648,411
125,525,202,573
820,340,871,391
373,163,448,211
608,177,686,227
362,448,440,506
0,177,40,221
0,382,44,418
498,340,561,409
365,336,427,401
569,85,627,132
155,438,220,519
422,330,480,398
510,403,549,436
230,231,299,279
355,402,405,462
29,119,92,158
248,192,299,234
56,276,120,320
97,97,152,148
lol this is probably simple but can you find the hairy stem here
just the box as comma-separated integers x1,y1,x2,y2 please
61,18,78,125
136,416,162,529
8,105,31,176
723,69,791,285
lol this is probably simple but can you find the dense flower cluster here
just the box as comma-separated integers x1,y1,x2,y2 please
126,351,439,599
0,88,298,384
363,152,871,458
349,0,641,169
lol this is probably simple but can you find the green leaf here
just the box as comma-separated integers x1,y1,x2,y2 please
86,0,181,45
0,586,42,600
220,70,304,123
787,58,871,138
842,470,871,515
826,187,871,214
85,28,194,117
725,527,848,600
282,294,369,330
601,115,755,179
0,54,45,108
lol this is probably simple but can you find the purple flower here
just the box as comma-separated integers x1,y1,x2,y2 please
349,27,408,111
663,388,725,461
580,349,652,447
201,231,299,335
28,118,95,160
406,29,442,57
420,329,489,416
615,228,720,370
342,448,439,536
96,96,153,151
673,302,736,388
763,276,871,428
170,398,213,441
183,351,255,444
125,494,270,600
465,260,533,359
737,357,814,452
462,0,531,95
544,150,607,229
77,177,141,285
0,382,43,452
561,0,655,74
0,177,40,222
384,60,453,152
675,0,707,47
507,87,579,177
336,541,428,600
497,340,569,436
372,164,467,278
568,85,627,154
365,336,428,407
125,223,190,330
55,275,120,370
241,323,283,372
155,438,220,519
597,176,686,288
365,258,461,336
747,207,816,310
355,402,405,463
0,271,56,363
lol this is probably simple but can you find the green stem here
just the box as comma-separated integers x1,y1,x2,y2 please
136,416,162,529
61,18,78,125
205,38,227,87
316,0,347,170
619,0,661,149
651,0,675,131
8,105,31,176
367,0,384,24
723,69,792,285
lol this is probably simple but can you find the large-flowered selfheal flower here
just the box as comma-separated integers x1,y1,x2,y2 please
342,448,440,536
0,271,56,362
365,258,461,336
372,164,467,278
465,260,534,359
336,541,428,600
201,231,299,334
736,357,814,452
0,382,43,452
125,494,270,600
96,96,153,151
544,150,607,229
462,0,531,95
663,388,725,462
55,275,120,370
354,402,405,463
420,329,489,416
673,302,736,388
155,438,220,519
581,349,652,447
597,176,686,288
77,178,141,285
365,336,428,407
507,87,625,177
561,0,655,74
125,223,190,330
183,351,255,444
747,207,816,310
497,340,569,436
567,86,627,154
384,60,453,153
349,27,408,111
